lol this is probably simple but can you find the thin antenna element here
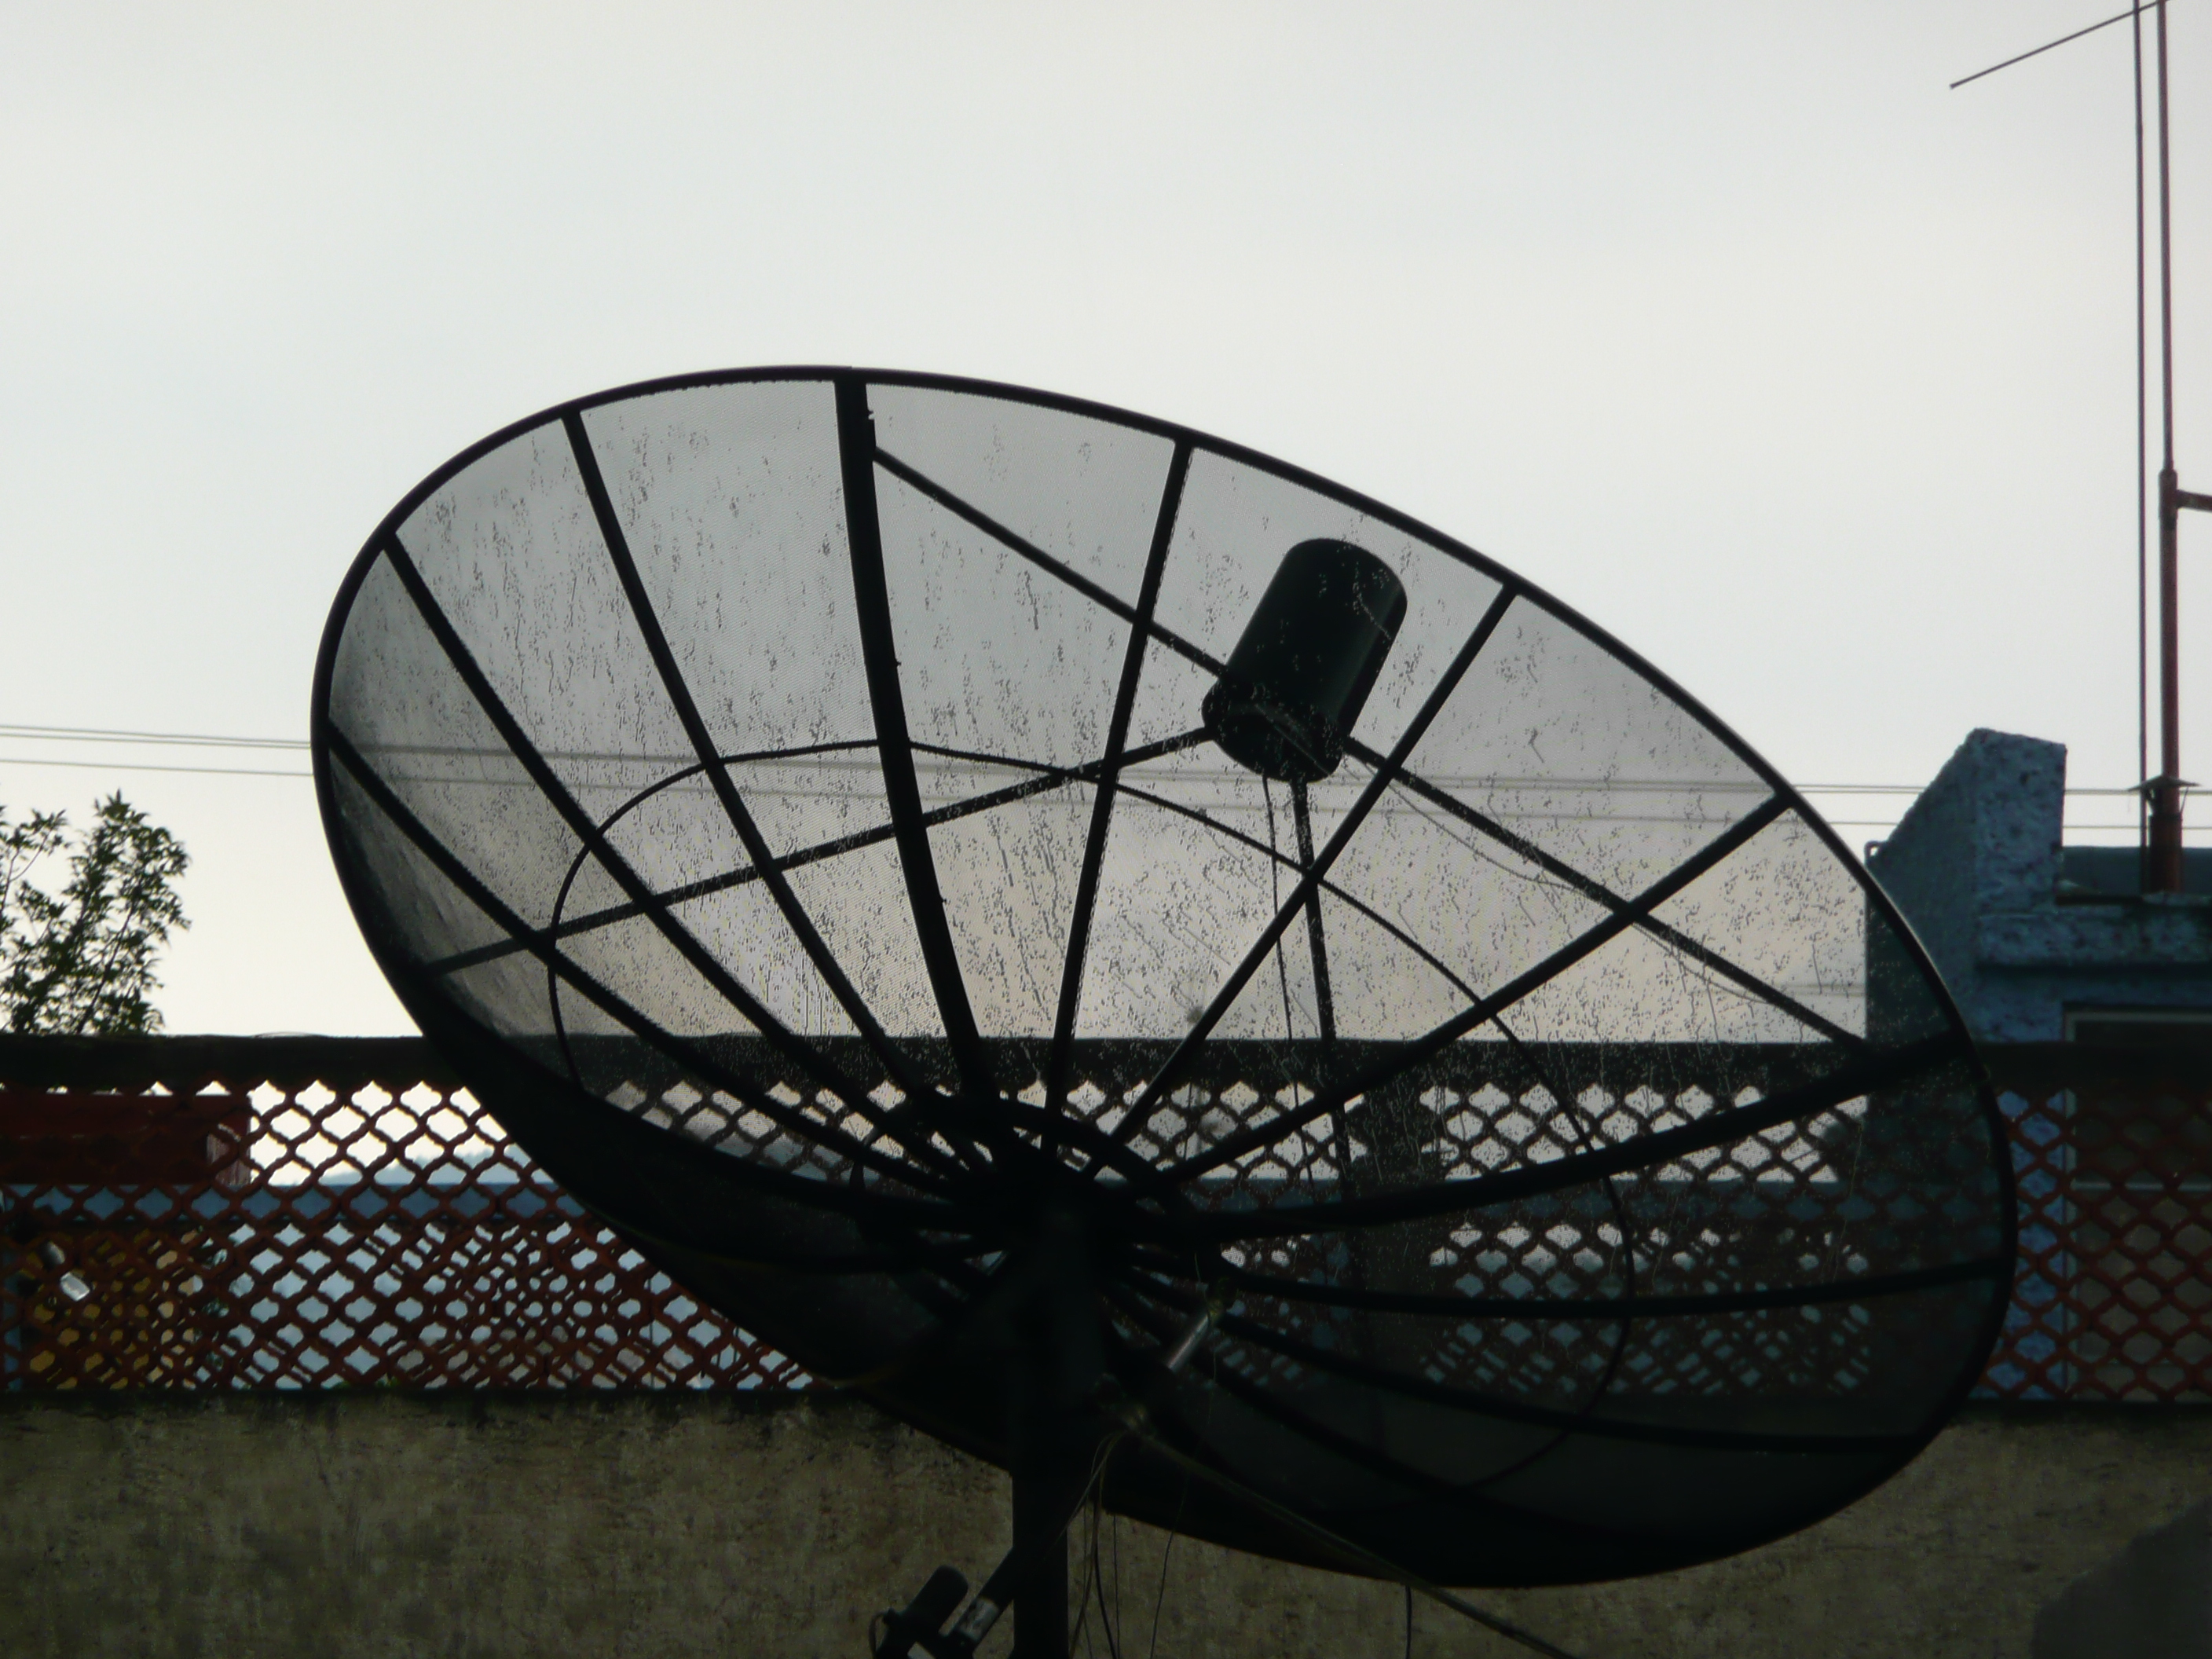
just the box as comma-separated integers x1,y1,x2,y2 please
1951,3,2149,90
2137,2,2152,877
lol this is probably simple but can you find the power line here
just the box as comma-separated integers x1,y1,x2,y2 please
0,721,306,751
0,753,313,780
2,723,2203,815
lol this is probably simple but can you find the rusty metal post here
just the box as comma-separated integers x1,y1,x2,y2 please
2146,0,2188,893
2150,464,2185,892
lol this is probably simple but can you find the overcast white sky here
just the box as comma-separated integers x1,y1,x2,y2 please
3,1,2208,1035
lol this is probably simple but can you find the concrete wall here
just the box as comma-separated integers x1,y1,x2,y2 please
4,1393,2210,1659
1869,728,2212,1042
2032,1496,2211,1658
1869,727,2066,1031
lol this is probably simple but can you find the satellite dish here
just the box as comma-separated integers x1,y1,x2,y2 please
313,369,2012,1654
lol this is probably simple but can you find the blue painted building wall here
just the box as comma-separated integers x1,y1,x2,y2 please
1867,729,2212,1042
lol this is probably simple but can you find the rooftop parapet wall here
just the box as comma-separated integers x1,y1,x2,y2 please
1868,729,2060,1042
1870,730,2211,1043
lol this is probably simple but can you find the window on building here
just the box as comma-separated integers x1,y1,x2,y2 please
2064,1009,2212,1051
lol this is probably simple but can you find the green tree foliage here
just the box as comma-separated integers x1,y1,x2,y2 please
1,793,189,1035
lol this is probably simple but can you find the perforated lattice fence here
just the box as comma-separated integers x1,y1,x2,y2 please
4,1038,2207,1399
0,1038,804,1391
1984,1048,2212,1401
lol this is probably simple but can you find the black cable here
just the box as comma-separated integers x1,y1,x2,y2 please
1141,1339,1221,1658
1143,1507,1179,1659
1262,778,1299,1046
1099,1454,1126,1659
1069,1433,1126,1659
1091,1485,1124,1659
1110,1475,1126,1656
1071,1463,1097,1655
1070,1481,1103,1658
1127,1426,1584,1659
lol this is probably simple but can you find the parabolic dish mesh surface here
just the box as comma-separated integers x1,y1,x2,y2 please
314,369,2011,1584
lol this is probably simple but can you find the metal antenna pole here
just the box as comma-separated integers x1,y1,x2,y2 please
1955,5,2202,889
2137,0,2152,881
2144,0,2212,891
2149,0,2188,890
2145,0,2212,888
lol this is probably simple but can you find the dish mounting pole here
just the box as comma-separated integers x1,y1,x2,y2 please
1009,1414,1072,1659
874,1210,1104,1659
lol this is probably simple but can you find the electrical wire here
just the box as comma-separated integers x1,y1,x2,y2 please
1263,778,1301,1046
1070,1437,1126,1659
1138,1342,1219,1659
2,750,2190,833
1126,1426,1584,1659
0,754,314,779
1144,1469,1185,1659
1108,1468,1126,1657
5,720,2198,797
1091,1482,1124,1659
0,722,306,749
5,723,2204,840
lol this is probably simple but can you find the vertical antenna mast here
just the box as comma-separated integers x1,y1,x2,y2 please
2136,2,2151,875
2148,0,2205,892
1957,2,2206,892
2149,0,2182,887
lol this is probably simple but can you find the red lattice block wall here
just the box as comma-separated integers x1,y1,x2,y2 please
1983,1048,2212,1402
5,1038,2207,1401
1,1038,803,1392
